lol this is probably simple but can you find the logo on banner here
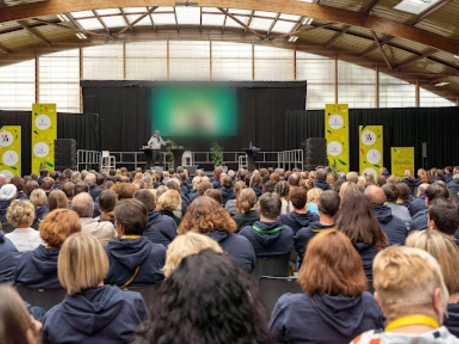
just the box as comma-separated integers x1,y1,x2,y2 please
2,151,18,166
367,149,382,164
329,115,344,130
361,130,376,146
35,115,51,130
327,141,343,157
0,131,13,147
33,142,49,158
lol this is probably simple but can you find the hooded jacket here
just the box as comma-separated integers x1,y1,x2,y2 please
252,185,263,198
412,208,429,230
239,221,294,258
278,211,319,235
219,186,236,206
104,236,165,286
206,230,256,272
0,230,20,282
386,203,412,231
352,327,459,344
409,195,428,217
269,291,384,344
353,242,381,281
294,221,335,265
314,181,331,191
143,210,177,247
401,177,417,196
42,285,148,344
447,178,459,200
32,205,49,230
373,205,408,245
15,245,61,289
0,199,12,225
445,303,459,338
89,183,103,202
233,210,260,231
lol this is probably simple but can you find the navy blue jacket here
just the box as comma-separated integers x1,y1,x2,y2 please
269,292,384,344
447,178,459,199
401,178,417,196
374,205,408,245
16,191,28,200
233,210,260,231
0,199,12,225
445,173,453,184
314,181,331,191
143,211,177,247
42,285,148,344
354,242,381,281
188,192,198,204
32,205,49,230
409,195,427,217
207,230,256,272
445,303,459,338
105,236,165,286
0,230,20,282
219,186,236,205
15,245,61,289
89,184,103,202
239,221,294,258
279,211,319,235
294,221,335,265
252,186,262,198
412,208,428,230
157,210,181,226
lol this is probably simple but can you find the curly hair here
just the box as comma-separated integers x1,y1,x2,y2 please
178,196,236,234
6,200,35,227
40,209,82,248
134,250,272,344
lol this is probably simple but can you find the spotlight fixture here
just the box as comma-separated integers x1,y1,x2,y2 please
434,81,449,87
288,36,299,42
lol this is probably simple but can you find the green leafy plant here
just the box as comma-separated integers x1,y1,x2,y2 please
210,141,224,167
166,146,174,170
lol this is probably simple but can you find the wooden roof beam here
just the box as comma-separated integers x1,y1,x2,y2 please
0,42,12,54
32,18,107,37
412,0,452,26
115,6,157,37
371,30,392,70
393,49,437,71
18,20,52,46
361,0,380,16
360,35,394,57
324,24,350,48
218,7,264,39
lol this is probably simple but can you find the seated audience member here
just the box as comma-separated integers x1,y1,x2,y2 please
401,169,416,196
417,168,432,185
71,192,116,246
74,181,89,195
133,249,272,344
25,180,40,198
383,184,412,231
134,189,177,247
338,181,360,201
409,183,429,217
275,180,291,214
42,232,148,343
295,190,340,265
406,230,459,337
313,168,331,191
29,189,48,230
412,183,450,230
211,167,223,189
444,166,454,184
278,187,319,234
105,199,165,286
41,176,55,196
97,189,117,224
364,185,408,245
5,200,42,252
232,188,259,231
111,182,137,200
346,171,359,184
249,174,263,198
48,190,69,211
263,180,277,193
62,182,75,202
270,230,384,343
428,198,459,245
15,209,82,289
10,176,27,200
0,184,17,227
240,192,294,258
85,172,102,201
178,196,255,272
0,224,20,282
225,180,246,215
306,187,323,216
396,182,413,208
351,246,457,343
204,188,223,205
219,175,236,206
0,284,42,344
446,166,459,203
156,189,182,225
337,193,388,280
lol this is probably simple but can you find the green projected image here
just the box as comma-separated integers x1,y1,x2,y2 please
151,87,237,137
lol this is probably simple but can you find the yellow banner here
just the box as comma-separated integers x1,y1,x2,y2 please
325,104,349,173
359,125,383,178
32,103,57,174
391,147,414,179
0,126,21,179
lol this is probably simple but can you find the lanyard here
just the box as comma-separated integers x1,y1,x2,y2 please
385,315,440,332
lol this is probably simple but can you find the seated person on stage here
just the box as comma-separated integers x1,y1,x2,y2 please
352,246,459,343
428,198,459,246
232,188,259,231
148,130,167,167
105,199,165,286
240,192,294,258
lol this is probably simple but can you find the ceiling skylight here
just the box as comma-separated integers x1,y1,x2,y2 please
394,0,442,15
175,7,200,25
271,21,296,34
77,18,104,30
250,17,274,31
126,14,152,26
101,16,126,28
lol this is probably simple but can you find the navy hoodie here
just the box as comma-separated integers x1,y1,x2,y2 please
89,183,103,202
42,285,148,344
143,211,177,247
409,195,427,217
412,208,428,230
445,303,459,338
105,236,165,286
373,205,408,245
294,221,335,265
219,186,236,205
401,178,417,196
447,179,459,200
239,221,294,258
15,245,61,289
353,242,381,281
32,205,49,230
278,211,319,234
252,186,262,198
314,181,331,191
206,230,256,272
233,210,260,231
0,199,12,225
0,230,20,282
269,292,384,344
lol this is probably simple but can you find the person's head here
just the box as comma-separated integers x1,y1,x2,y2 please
197,181,213,196
428,199,459,235
404,169,414,180
238,188,257,214
157,189,182,212
298,230,367,297
262,180,277,193
289,186,308,210
133,189,155,211
257,192,281,221
154,130,160,136
6,200,35,228
338,181,360,201
48,190,69,212
418,168,431,183
74,181,89,195
0,184,16,201
425,183,450,205
288,173,300,187
382,184,398,203
84,173,96,184
221,175,232,189
346,171,359,184
29,189,47,208
337,193,388,247
386,175,399,185
417,183,430,197
163,232,224,278
249,174,262,188
317,191,340,218
0,284,42,344
10,176,25,193
274,180,289,198
41,177,55,191
114,199,148,236
111,182,137,199
60,182,74,200
314,169,327,182
178,196,236,235
306,187,323,205
70,192,94,218
58,232,109,295
372,246,448,323
98,189,118,214
204,189,223,205
0,173,6,185
364,185,386,205
24,180,39,197
396,182,412,201
136,249,271,344
39,209,82,248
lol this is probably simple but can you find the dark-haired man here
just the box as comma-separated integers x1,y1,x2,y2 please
412,183,450,230
428,198,459,246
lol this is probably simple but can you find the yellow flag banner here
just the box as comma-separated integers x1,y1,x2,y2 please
391,147,414,179
325,104,349,173
359,125,383,178
32,103,57,174
0,125,21,179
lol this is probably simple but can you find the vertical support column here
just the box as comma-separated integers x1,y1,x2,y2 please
79,47,83,112
293,47,297,81
334,56,338,104
34,51,39,104
375,65,380,108
415,80,420,107
209,41,213,80
123,40,127,80
252,44,255,80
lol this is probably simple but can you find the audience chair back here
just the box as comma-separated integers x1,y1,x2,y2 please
15,284,66,310
252,253,291,280
122,283,161,307
258,276,303,316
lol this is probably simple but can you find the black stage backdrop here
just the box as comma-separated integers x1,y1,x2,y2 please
286,107,459,171
81,81,307,153
0,111,100,175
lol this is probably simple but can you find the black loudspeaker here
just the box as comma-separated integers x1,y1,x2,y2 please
303,138,328,169
55,139,77,171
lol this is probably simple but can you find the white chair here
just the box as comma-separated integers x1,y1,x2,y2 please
100,150,116,170
238,154,248,170
182,150,193,166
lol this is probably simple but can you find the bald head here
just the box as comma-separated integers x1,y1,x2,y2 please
364,185,386,205
71,192,94,218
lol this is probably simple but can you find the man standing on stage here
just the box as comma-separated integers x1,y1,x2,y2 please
148,130,167,167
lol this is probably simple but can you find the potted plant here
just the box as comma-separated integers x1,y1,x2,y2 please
210,141,224,170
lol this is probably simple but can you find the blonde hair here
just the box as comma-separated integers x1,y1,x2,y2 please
307,188,323,204
29,189,47,207
58,232,109,295
163,232,223,278
406,230,459,295
338,181,360,201
238,188,257,214
373,246,448,321
6,200,35,227
156,189,181,212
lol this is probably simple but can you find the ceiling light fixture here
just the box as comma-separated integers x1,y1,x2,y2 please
434,81,449,87
288,35,299,42
302,17,313,25
75,33,88,40
57,14,70,22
